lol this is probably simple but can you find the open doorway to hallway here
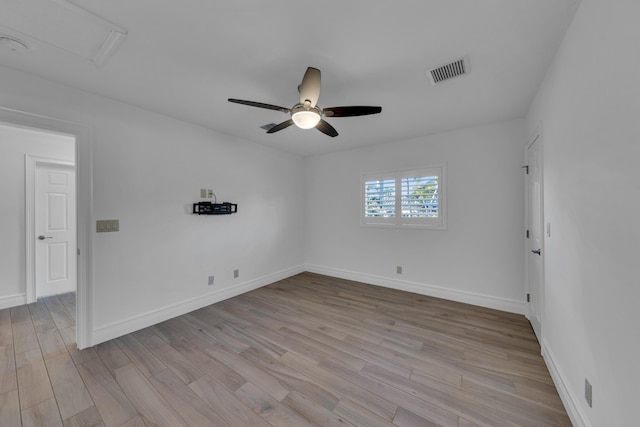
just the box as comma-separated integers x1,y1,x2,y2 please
0,121,78,350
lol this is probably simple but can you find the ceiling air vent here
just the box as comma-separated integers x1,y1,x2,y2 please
427,57,469,85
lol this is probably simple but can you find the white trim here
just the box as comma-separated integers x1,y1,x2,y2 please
0,293,27,310
542,340,591,427
305,264,526,314
25,156,75,304
92,265,305,345
0,107,94,349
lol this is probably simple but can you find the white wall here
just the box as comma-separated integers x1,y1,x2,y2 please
305,119,526,313
0,66,306,343
526,0,640,425
0,124,74,308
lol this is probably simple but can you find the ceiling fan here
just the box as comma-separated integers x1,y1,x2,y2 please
228,67,382,137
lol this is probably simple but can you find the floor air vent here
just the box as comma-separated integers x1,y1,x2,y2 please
427,57,469,85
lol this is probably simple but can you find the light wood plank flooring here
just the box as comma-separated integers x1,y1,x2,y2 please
0,273,571,426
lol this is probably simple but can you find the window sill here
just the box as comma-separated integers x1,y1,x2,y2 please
360,223,447,231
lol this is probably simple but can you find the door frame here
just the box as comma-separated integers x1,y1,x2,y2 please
1,106,94,349
26,156,76,302
524,122,544,345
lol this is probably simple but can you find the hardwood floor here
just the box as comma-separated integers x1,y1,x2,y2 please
0,273,572,426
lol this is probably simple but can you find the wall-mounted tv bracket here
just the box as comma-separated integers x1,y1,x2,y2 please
193,202,238,215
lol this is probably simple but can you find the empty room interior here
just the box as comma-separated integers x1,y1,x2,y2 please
0,0,638,426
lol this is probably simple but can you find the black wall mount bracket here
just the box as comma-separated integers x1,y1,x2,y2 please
193,202,238,215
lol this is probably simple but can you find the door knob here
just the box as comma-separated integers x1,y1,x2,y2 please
531,248,541,255
38,235,53,240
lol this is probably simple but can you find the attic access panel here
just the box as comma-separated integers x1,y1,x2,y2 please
0,0,126,67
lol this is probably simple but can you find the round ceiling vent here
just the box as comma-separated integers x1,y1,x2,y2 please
0,36,29,53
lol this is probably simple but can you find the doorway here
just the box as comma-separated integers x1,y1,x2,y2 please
526,126,544,344
0,107,92,349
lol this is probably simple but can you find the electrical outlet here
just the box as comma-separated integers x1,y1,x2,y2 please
233,269,239,279
585,378,592,407
396,265,403,274
208,189,214,198
208,275,215,286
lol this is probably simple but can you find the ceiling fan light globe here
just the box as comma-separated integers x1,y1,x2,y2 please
292,111,320,129
291,104,321,129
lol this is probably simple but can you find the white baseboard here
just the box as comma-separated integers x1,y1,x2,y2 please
0,293,26,310
542,340,591,427
92,265,305,345
91,263,525,345
305,264,526,315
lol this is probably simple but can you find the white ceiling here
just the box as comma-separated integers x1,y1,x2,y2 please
0,0,579,156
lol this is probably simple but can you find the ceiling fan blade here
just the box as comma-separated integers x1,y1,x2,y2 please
266,119,295,133
315,119,338,137
298,67,321,107
323,106,382,117
228,98,290,113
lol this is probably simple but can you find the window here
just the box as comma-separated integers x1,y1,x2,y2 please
362,165,446,229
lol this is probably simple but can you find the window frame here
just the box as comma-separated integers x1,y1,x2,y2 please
361,164,447,230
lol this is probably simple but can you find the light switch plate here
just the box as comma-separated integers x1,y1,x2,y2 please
96,219,119,232
585,378,592,407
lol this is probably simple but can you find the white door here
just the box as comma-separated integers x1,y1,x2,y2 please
527,134,543,342
35,163,76,298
